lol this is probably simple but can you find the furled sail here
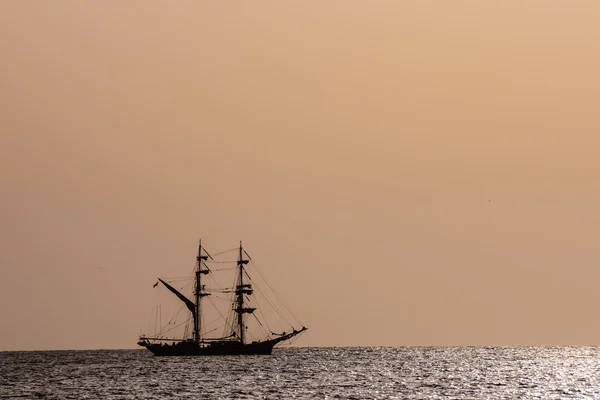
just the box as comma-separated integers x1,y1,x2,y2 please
158,278,196,315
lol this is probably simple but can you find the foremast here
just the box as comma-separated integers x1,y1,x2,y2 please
235,241,255,344
194,240,210,343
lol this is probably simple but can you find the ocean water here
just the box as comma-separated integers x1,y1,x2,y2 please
1,347,599,399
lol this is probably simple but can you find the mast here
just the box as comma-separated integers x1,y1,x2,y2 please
194,239,209,343
237,241,245,343
234,241,255,343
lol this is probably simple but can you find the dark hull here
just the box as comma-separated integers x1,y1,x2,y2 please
143,340,278,356
138,328,307,356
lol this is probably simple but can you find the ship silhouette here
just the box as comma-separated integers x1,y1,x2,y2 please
138,240,307,356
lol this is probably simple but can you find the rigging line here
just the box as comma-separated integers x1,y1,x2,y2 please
209,273,235,336
160,278,193,283
164,276,194,296
245,269,292,326
204,260,237,264
251,277,294,327
207,288,235,293
156,316,193,337
165,304,186,326
147,296,159,331
154,305,158,336
204,325,225,335
287,329,307,346
251,313,270,338
248,259,300,325
206,265,228,292
207,292,235,296
203,247,214,260
188,262,198,284
201,260,212,273
203,315,225,329
206,295,228,323
156,304,185,335
212,247,238,257
208,296,232,302
204,292,231,297
223,298,237,337
250,276,291,326
249,259,304,326
255,296,274,334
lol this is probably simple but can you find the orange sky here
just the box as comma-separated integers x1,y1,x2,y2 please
2,2,600,350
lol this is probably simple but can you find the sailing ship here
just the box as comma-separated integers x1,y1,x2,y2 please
137,240,307,356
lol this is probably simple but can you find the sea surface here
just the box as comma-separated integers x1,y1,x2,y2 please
1,347,599,399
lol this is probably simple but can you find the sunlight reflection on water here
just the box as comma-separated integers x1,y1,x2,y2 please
1,347,599,399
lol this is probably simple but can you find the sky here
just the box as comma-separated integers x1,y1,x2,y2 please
1,1,600,350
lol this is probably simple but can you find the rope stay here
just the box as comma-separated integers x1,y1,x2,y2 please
247,258,304,327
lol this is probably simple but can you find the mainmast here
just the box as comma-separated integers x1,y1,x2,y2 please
235,241,254,344
194,239,209,343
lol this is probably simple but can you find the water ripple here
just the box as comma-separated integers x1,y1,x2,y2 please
1,347,599,399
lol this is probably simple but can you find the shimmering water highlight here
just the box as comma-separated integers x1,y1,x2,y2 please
1,347,599,399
